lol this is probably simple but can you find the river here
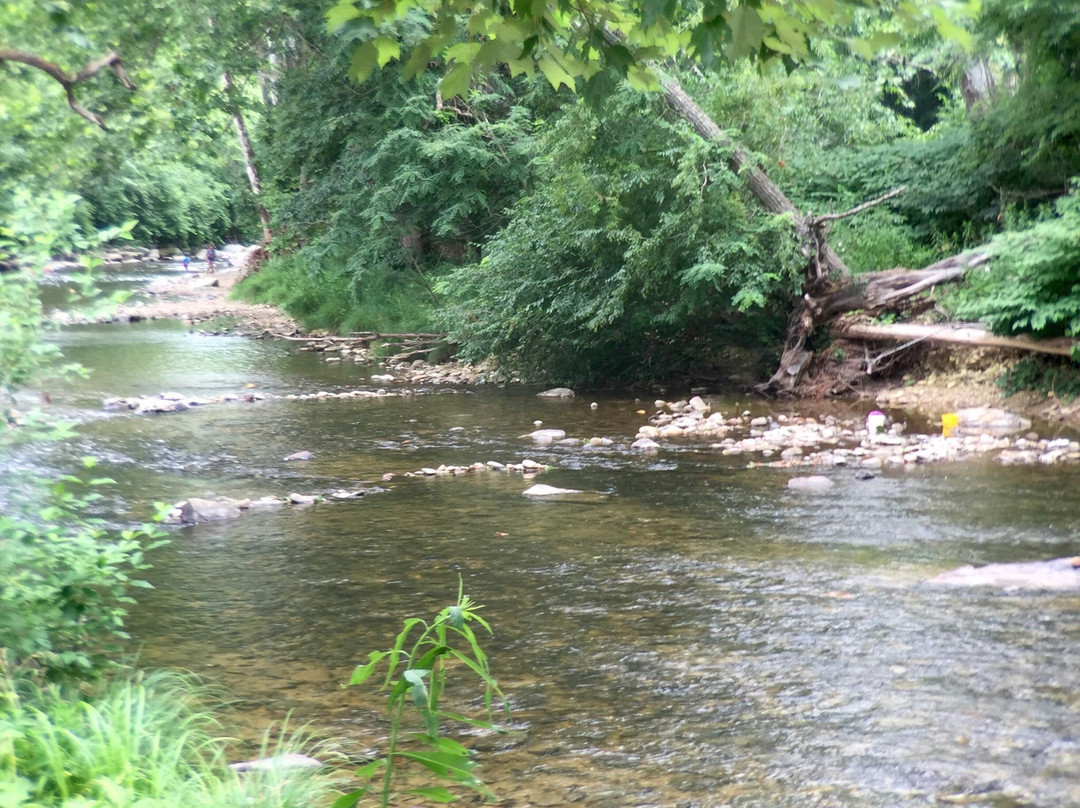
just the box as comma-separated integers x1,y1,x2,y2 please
27,262,1080,807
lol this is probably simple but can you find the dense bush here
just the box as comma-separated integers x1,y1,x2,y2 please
441,87,802,385
949,188,1080,355
255,26,539,333
79,159,240,249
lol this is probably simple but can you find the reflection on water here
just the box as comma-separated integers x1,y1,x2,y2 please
24,304,1080,807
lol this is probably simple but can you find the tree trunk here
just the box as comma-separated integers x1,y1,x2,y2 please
961,59,995,112
658,77,848,278
811,252,989,318
223,70,272,244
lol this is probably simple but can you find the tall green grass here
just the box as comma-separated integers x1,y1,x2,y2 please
1,669,339,808
233,252,439,334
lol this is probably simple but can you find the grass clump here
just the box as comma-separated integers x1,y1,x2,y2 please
0,667,338,808
233,251,438,334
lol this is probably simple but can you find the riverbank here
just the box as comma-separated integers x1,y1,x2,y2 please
56,249,1080,430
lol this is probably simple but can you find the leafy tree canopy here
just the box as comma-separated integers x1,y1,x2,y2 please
326,0,979,98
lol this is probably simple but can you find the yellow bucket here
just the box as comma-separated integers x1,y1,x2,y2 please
941,412,959,437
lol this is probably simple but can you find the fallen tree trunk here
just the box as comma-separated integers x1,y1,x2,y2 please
759,251,993,394
811,252,989,318
833,322,1077,358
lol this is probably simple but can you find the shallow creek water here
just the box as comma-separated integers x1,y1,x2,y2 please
22,264,1080,807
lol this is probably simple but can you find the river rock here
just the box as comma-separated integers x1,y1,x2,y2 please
230,754,323,772
526,428,566,443
953,407,1032,437
249,496,285,507
284,450,314,461
537,387,575,398
522,459,544,470
288,492,317,505
688,395,710,413
523,484,583,497
929,557,1080,590
631,437,660,452
787,475,835,492
135,398,189,415
178,498,243,524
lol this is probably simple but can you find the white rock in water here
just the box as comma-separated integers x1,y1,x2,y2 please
929,557,1080,590
287,492,317,505
688,395,710,412
521,458,544,470
230,754,323,772
249,496,285,508
371,374,395,382
526,428,566,442
787,475,835,492
135,398,188,415
631,437,660,452
522,484,582,497
537,388,575,398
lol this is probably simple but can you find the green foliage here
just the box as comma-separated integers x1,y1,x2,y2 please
0,669,336,808
949,188,1080,355
971,0,1080,196
442,85,801,385
996,356,1080,401
79,159,234,248
0,190,158,682
235,250,439,333
326,0,977,100
0,460,167,680
0,190,131,424
256,27,538,333
339,581,508,808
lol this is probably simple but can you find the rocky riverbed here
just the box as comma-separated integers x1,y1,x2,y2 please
634,397,1080,467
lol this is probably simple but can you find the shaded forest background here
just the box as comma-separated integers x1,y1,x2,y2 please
2,0,1078,388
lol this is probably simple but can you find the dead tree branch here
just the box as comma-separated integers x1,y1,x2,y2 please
808,186,907,225
0,48,134,129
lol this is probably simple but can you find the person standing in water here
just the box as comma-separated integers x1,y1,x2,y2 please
183,254,191,272
206,244,216,274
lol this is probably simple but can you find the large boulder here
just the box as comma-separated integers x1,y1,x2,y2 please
929,557,1080,590
178,498,242,524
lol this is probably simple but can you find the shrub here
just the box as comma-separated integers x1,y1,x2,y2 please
949,187,1080,356
441,87,801,385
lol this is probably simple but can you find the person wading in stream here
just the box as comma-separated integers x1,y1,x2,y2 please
206,244,216,274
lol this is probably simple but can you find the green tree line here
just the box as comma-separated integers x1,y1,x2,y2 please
3,0,1077,384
